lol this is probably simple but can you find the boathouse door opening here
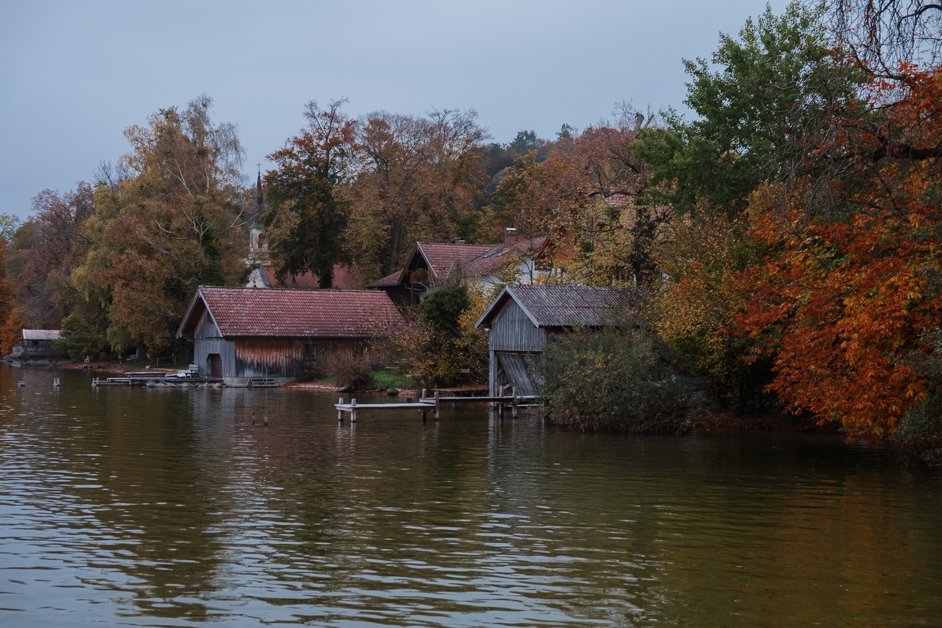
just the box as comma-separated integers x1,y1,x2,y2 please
207,353,222,378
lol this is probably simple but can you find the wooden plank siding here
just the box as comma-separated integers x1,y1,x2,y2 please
234,339,304,378
486,300,547,396
233,338,363,378
487,300,546,353
192,312,236,378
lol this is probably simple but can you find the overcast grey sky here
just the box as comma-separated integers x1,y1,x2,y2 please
1,0,790,219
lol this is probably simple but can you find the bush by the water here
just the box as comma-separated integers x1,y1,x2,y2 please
324,352,374,391
542,325,697,433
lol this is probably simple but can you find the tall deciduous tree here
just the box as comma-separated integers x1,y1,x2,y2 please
636,2,857,217
6,184,94,328
348,109,487,277
738,67,942,445
264,99,356,288
0,225,17,354
77,95,245,353
487,116,664,286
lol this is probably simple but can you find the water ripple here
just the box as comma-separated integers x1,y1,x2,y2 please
0,369,940,625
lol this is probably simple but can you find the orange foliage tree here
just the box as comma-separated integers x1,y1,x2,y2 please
739,67,942,442
0,238,19,355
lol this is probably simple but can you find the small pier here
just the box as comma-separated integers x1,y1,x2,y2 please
335,388,539,423
92,371,223,387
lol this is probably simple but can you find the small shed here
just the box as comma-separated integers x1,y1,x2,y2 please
176,287,403,385
476,285,644,396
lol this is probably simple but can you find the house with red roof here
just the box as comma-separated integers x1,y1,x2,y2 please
369,231,547,306
176,287,403,384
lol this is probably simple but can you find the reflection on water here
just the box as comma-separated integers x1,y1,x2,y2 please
0,365,940,626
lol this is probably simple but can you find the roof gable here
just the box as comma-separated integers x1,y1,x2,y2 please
417,242,497,282
477,284,644,329
177,287,403,339
468,235,547,276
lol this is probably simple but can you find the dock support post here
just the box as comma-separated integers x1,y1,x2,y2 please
434,390,440,420
338,396,344,422
511,387,518,418
421,388,427,402
351,398,357,423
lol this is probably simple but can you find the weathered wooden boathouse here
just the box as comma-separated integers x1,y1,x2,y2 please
476,285,644,396
10,329,66,362
176,287,403,386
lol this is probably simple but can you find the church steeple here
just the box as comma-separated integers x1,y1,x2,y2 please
248,164,267,263
253,165,263,228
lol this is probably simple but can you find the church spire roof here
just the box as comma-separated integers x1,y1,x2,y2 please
253,165,263,228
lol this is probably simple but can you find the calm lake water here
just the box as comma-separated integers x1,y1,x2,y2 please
1,365,940,626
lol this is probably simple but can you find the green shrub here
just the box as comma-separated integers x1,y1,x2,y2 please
419,286,470,338
542,325,697,433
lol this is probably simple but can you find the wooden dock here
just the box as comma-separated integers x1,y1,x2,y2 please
335,388,540,422
92,373,223,387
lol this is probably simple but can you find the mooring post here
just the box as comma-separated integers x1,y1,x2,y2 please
434,390,440,420
421,388,427,402
511,386,518,418
351,398,357,423
338,396,344,422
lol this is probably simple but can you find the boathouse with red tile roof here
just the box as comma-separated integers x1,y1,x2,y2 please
176,287,403,384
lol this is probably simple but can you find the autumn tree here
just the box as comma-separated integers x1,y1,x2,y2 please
487,115,664,286
391,283,490,387
76,95,246,353
347,109,487,278
637,3,863,411
0,217,19,354
264,99,356,288
738,67,942,449
6,184,95,328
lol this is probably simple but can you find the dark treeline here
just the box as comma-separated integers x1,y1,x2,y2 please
1,1,940,462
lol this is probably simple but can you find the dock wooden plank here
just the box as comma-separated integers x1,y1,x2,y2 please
335,402,434,410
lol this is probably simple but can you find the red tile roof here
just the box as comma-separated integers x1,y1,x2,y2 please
367,237,547,289
179,287,403,339
418,242,497,281
367,268,405,288
468,235,548,276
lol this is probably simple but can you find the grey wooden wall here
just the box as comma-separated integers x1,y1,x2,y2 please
488,300,546,352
